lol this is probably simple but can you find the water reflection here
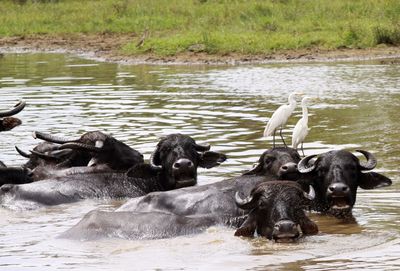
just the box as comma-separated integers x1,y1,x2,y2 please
0,53,399,270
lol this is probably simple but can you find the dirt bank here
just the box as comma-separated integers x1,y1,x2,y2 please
1,34,400,65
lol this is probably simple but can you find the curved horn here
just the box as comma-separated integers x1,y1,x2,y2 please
32,131,77,144
0,100,26,117
356,150,377,171
15,146,31,158
298,155,318,173
235,191,259,210
303,185,315,200
149,150,162,170
58,143,101,153
193,142,211,152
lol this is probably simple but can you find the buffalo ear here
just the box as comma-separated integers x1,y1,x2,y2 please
234,211,257,237
198,151,227,169
126,164,157,179
243,162,263,176
359,172,392,190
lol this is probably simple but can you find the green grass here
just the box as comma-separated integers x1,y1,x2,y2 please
1,0,400,56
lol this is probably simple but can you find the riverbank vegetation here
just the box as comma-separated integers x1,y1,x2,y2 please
1,0,400,56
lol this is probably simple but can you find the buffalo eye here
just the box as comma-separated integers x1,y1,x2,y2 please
264,155,276,165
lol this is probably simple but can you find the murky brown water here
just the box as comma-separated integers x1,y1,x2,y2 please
0,53,399,270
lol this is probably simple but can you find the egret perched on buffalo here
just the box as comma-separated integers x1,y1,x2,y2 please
291,96,317,156
263,92,302,147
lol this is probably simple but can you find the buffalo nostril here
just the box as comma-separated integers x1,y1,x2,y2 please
173,159,194,170
281,166,288,170
294,164,298,168
329,183,350,194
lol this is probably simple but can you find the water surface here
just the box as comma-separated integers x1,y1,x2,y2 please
0,53,399,270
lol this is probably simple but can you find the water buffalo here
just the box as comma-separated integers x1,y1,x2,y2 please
31,130,144,170
61,181,316,241
10,131,144,183
298,150,392,218
0,134,226,207
234,181,318,242
0,100,25,132
117,147,302,217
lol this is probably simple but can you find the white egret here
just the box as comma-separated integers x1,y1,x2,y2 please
291,96,316,156
263,92,302,148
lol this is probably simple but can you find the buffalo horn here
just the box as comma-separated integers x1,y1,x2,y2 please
193,142,211,152
58,143,101,153
149,151,162,170
356,150,377,171
298,154,318,173
15,146,31,158
0,100,26,117
32,131,77,144
303,185,315,200
235,191,258,210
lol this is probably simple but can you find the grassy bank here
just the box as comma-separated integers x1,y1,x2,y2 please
1,0,400,56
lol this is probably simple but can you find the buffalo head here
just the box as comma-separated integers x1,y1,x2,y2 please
149,134,226,190
56,136,144,171
234,181,318,242
32,131,143,171
243,147,301,180
298,150,392,218
15,142,71,170
0,101,25,132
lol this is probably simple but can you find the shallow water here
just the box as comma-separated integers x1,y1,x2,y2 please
0,53,399,270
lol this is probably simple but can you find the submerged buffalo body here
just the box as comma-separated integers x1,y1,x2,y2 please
61,211,226,241
234,181,318,241
61,148,304,240
0,168,159,205
0,100,25,132
0,134,225,207
298,150,392,218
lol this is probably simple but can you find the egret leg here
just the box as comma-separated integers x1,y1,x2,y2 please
301,142,305,157
272,130,276,148
279,127,287,147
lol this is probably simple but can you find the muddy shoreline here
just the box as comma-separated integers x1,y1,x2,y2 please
1,34,400,65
